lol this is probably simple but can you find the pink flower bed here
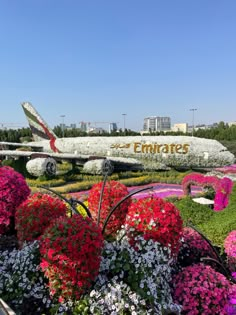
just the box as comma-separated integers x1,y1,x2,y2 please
172,263,234,314
70,182,202,200
215,164,236,174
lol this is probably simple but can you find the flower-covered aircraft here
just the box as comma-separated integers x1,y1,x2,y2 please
0,102,235,177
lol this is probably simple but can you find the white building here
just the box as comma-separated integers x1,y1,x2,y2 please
143,116,171,132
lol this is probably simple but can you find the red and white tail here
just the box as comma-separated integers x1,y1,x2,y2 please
21,102,58,142
22,102,60,153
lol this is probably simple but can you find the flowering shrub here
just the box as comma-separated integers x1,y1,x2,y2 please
125,197,183,255
0,166,30,234
224,231,236,272
88,180,131,236
40,215,104,302
225,285,236,315
0,241,52,314
81,233,181,314
172,263,233,314
0,203,11,234
178,227,216,267
15,193,67,245
182,173,233,211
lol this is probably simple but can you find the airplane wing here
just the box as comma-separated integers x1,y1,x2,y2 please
0,149,89,163
0,141,43,151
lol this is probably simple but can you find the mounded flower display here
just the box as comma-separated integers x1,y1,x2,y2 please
88,180,131,236
40,215,104,302
172,263,234,315
0,166,30,234
125,197,183,255
178,227,217,267
15,193,68,245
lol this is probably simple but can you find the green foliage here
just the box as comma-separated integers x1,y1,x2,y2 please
49,180,96,194
197,185,236,249
0,127,31,142
71,299,91,315
198,210,236,251
220,140,236,157
119,175,151,186
174,184,236,250
2,158,31,178
26,178,66,187
202,186,215,199
26,169,190,195
174,196,214,226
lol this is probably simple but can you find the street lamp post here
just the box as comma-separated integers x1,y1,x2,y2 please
60,115,65,138
122,113,126,132
189,108,197,136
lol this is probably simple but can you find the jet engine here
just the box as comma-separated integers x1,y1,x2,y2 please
26,157,57,177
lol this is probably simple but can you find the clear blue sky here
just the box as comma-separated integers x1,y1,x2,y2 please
0,0,235,131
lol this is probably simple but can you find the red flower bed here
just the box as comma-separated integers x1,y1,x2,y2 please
125,197,183,255
15,193,67,244
88,180,131,236
40,215,104,301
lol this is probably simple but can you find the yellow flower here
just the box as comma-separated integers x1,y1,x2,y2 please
75,200,88,217
64,195,88,218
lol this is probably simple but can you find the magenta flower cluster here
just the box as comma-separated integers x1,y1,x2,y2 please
224,285,236,315
172,263,233,314
181,227,216,261
182,173,233,211
224,231,236,272
0,166,30,234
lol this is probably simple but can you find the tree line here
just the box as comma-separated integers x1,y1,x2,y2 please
0,121,236,142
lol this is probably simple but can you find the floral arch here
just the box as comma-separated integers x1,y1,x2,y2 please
182,173,233,211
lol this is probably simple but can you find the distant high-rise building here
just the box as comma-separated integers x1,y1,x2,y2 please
143,116,171,132
109,122,118,133
80,121,87,132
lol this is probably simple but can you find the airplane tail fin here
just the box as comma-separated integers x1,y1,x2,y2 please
22,102,58,142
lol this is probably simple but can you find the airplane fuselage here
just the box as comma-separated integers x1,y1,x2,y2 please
26,135,235,169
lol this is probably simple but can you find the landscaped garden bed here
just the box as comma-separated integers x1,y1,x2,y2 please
1,165,236,314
